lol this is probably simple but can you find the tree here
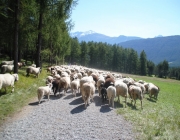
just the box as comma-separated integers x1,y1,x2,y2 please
140,50,147,75
162,60,169,78
67,37,81,64
80,41,89,66
147,60,155,76
13,0,19,73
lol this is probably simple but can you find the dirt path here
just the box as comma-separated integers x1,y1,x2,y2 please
0,90,135,140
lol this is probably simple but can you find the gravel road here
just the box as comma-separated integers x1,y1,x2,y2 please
0,90,135,140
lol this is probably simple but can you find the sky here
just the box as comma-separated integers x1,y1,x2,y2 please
70,0,180,38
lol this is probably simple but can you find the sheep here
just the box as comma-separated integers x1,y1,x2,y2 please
37,83,53,104
26,66,41,78
31,64,36,67
61,71,69,77
127,83,143,109
81,82,95,108
18,62,26,68
79,76,94,95
77,72,82,79
0,73,19,93
107,85,116,108
104,78,115,89
52,77,60,96
144,83,160,99
45,76,54,84
70,78,80,97
1,60,14,66
100,83,107,102
97,75,105,96
133,82,146,97
58,76,71,96
1,65,14,74
115,80,128,107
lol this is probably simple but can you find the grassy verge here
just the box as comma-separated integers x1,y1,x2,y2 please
115,75,180,140
0,67,48,125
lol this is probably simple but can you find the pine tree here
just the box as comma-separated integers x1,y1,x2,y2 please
140,50,147,75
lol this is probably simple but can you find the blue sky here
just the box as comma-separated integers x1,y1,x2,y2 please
70,0,180,38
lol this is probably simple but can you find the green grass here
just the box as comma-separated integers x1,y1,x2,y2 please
0,67,48,125
115,75,180,140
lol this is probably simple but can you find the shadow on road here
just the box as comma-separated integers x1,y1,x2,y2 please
69,97,83,105
100,104,113,113
70,104,85,114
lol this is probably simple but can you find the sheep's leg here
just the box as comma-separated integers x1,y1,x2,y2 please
124,97,127,108
91,94,94,102
48,94,50,101
98,87,101,96
112,97,114,108
74,90,77,97
117,95,120,102
11,85,14,93
141,100,143,109
71,88,74,95
85,100,87,108
38,93,42,104
5,87,7,93
109,97,111,106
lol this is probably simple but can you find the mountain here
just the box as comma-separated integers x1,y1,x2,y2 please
70,30,142,44
118,35,180,67
70,31,180,67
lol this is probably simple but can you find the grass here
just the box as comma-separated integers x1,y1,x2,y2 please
0,66,48,125
115,74,180,140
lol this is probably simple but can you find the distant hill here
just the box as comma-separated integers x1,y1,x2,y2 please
70,31,180,67
118,35,180,67
70,30,142,44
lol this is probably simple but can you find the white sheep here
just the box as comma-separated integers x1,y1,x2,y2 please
115,80,128,107
37,83,53,104
1,65,14,74
31,64,36,67
81,82,95,108
58,76,71,96
1,60,14,66
107,85,116,108
128,84,143,109
79,76,94,95
144,83,160,99
70,78,80,97
45,76,54,84
0,73,19,93
26,66,41,78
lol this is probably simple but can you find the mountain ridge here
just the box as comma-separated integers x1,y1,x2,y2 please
70,30,143,44
70,31,180,67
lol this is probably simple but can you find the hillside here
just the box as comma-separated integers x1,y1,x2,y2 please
118,35,180,67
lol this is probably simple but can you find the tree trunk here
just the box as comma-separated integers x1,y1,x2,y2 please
14,0,19,73
36,12,43,68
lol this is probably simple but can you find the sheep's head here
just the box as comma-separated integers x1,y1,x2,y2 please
13,74,19,81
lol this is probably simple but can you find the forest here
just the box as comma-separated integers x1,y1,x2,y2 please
0,0,180,80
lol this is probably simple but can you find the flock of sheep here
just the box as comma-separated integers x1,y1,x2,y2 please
38,64,160,109
0,60,160,109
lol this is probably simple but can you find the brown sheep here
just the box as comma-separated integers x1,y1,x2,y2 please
81,82,95,108
128,83,143,109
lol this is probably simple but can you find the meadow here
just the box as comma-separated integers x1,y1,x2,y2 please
116,74,180,140
0,66,180,140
